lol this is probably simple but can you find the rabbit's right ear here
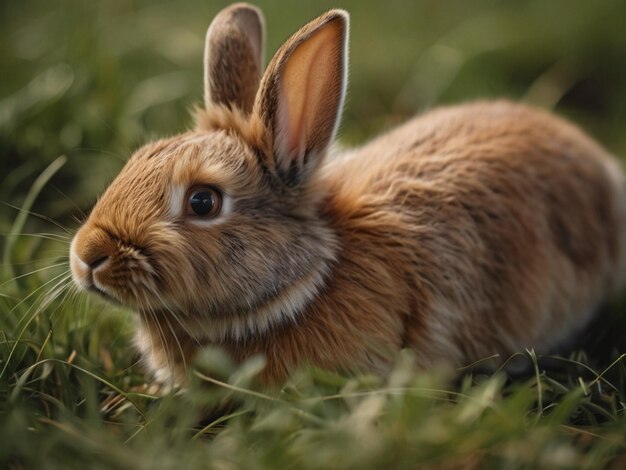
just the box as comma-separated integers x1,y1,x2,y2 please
253,10,349,186
204,3,265,113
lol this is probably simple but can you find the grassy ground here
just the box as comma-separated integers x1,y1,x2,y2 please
2,0,626,468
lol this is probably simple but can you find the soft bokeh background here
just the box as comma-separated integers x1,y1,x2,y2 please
2,0,626,233
2,1,626,467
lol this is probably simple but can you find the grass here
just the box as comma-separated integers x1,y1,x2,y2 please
2,0,626,468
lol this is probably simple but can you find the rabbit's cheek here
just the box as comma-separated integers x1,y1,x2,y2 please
94,251,157,302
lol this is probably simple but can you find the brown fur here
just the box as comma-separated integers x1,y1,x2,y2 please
204,3,265,113
70,5,626,388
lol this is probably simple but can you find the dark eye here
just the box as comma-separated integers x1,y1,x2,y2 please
186,186,222,217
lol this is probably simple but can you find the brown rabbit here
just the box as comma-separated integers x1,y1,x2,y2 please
70,3,626,387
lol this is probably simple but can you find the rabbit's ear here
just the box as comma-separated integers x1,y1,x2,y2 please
253,10,349,185
204,3,265,113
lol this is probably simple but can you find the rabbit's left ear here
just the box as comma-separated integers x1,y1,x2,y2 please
204,3,265,113
253,10,349,185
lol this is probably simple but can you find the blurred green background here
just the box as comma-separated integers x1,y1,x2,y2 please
2,0,626,236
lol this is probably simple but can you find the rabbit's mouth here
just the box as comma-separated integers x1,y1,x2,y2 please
87,284,124,306
77,262,159,310
70,225,163,309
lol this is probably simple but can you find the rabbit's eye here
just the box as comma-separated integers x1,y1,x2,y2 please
186,186,222,217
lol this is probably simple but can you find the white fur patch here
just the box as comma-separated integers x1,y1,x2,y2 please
176,231,338,343
69,236,90,290
166,183,186,220
199,259,332,342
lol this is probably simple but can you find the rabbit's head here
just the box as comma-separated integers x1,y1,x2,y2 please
70,4,349,339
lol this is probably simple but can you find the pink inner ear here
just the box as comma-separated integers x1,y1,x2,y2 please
277,79,305,170
275,19,345,172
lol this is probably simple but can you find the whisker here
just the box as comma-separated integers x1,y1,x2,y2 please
151,289,202,348
17,276,73,340
50,183,87,220
0,201,72,234
6,270,73,326
72,214,85,225
70,287,92,330
6,256,70,267
1,272,73,378
43,282,76,332
161,311,188,376
146,305,174,382
135,297,160,383
0,232,72,242
73,147,128,163
0,262,70,288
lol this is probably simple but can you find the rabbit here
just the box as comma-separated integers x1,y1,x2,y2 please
70,3,626,388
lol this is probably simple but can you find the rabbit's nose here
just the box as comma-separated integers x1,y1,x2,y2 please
70,225,116,287
88,255,109,270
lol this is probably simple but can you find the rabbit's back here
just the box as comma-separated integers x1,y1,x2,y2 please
322,100,626,366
